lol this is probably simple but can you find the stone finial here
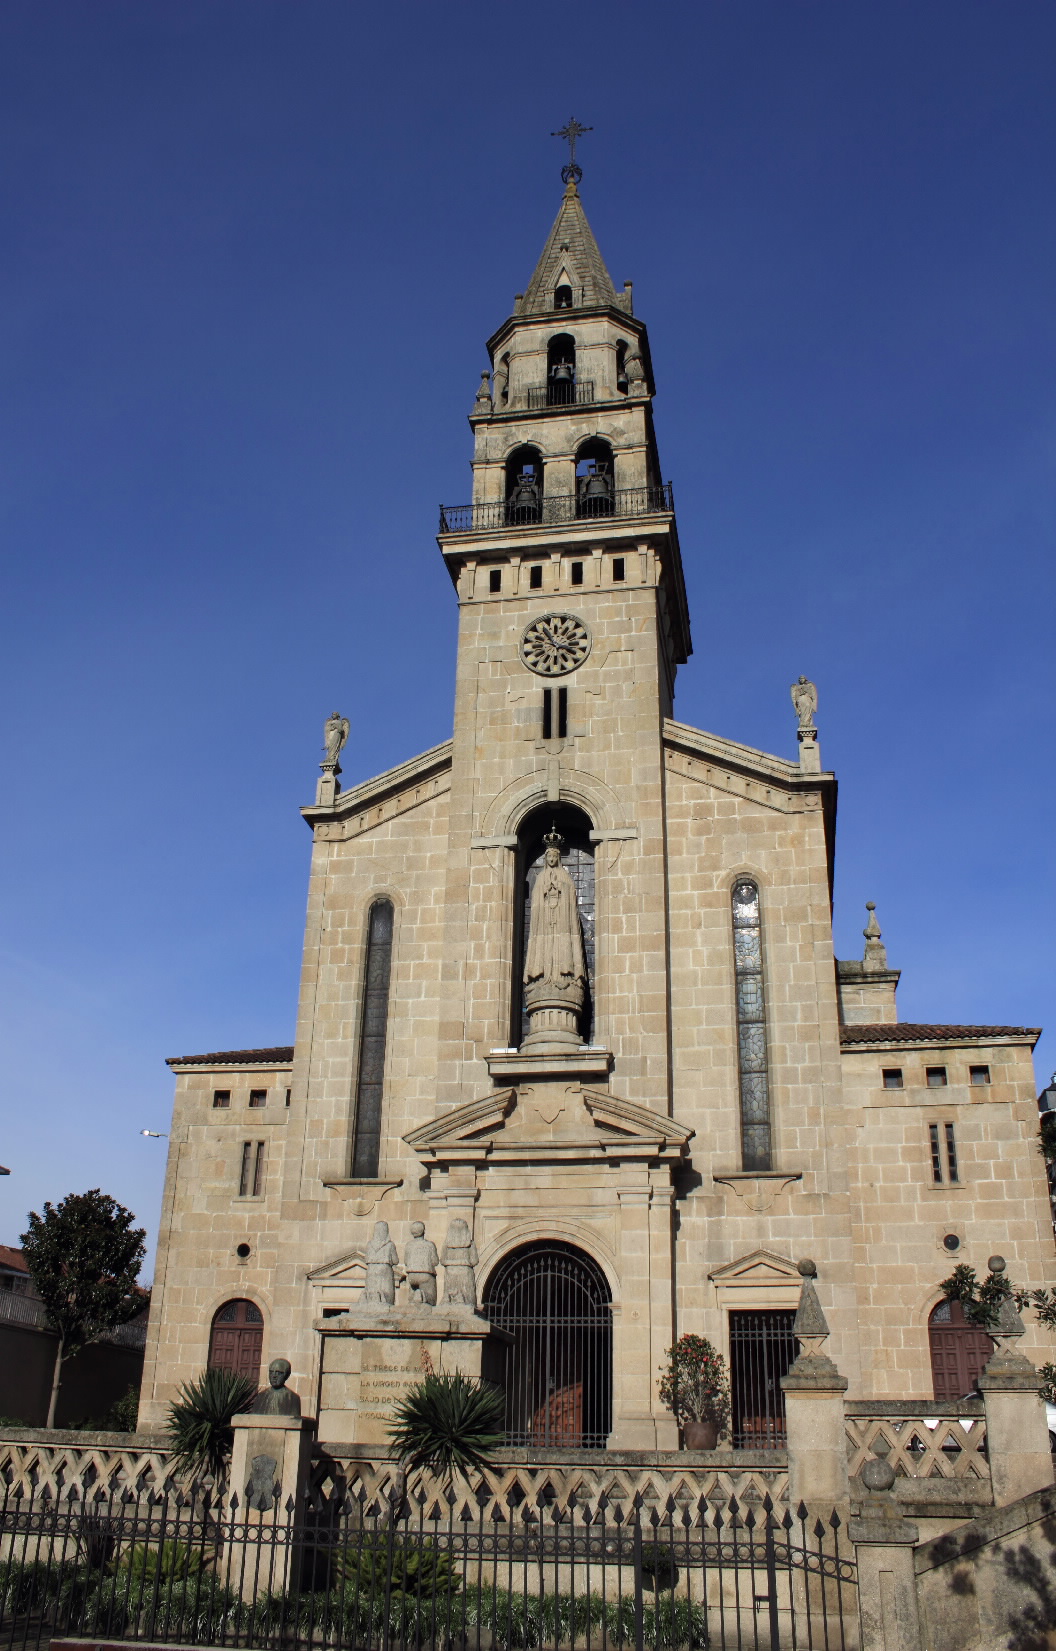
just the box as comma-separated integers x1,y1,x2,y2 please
473,370,492,413
862,902,888,972
986,1255,1026,1340
793,1258,831,1345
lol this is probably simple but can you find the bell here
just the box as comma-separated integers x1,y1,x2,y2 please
551,361,573,382
583,468,610,498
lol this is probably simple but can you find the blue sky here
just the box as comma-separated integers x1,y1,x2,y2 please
1,2,1052,1273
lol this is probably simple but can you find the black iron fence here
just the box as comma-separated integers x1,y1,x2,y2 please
0,1477,855,1651
439,485,674,536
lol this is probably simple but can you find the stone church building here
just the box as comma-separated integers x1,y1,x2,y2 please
140,174,1052,1449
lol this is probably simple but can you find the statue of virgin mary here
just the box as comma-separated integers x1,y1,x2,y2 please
522,830,587,1048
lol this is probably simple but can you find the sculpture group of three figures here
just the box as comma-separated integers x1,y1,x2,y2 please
362,1218,478,1310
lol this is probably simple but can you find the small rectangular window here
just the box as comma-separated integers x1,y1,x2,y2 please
213,1090,230,1109
969,1064,990,1086
239,1141,265,1198
489,568,502,593
570,561,584,586
557,686,568,739
612,557,625,582
929,1123,943,1184
542,688,552,740
944,1122,960,1183
529,565,543,590
285,1088,291,1107
926,1066,948,1087
248,1089,267,1108
882,1068,903,1089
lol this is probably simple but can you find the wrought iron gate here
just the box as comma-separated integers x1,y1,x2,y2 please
484,1242,612,1448
729,1311,799,1449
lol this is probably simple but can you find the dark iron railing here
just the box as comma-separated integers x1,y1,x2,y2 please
0,1476,856,1651
525,381,596,409
730,1311,800,1450
439,483,674,536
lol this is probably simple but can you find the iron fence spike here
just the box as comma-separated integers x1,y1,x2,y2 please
813,1518,826,1539
796,1500,809,1521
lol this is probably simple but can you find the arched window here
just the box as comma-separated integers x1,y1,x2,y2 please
351,899,394,1178
505,445,543,525
547,334,576,405
732,878,772,1170
208,1298,264,1383
929,1299,994,1401
554,284,573,310
513,804,595,1046
575,439,614,518
615,340,629,394
496,351,510,407
484,1242,612,1448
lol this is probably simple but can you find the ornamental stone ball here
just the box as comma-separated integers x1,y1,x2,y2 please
250,1358,301,1417
861,1459,896,1494
988,1256,1006,1274
796,1258,818,1277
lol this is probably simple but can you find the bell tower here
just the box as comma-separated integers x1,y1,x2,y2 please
434,158,692,1120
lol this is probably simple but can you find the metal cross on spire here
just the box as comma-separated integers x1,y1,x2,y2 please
552,117,592,186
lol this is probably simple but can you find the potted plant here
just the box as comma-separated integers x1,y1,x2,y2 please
658,1335,731,1450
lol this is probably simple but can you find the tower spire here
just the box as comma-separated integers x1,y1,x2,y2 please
519,171,624,317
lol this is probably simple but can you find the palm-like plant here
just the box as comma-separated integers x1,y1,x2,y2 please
388,1373,505,1482
165,1367,257,1483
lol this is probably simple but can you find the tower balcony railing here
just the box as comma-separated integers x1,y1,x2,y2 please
439,483,674,536
523,380,595,410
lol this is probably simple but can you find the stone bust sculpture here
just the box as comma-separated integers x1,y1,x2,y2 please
250,1358,301,1417
404,1221,439,1306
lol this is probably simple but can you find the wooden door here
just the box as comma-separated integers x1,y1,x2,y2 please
208,1299,264,1384
929,1299,994,1400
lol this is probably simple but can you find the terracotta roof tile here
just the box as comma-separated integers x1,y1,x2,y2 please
840,1023,1040,1046
166,1046,294,1067
0,1245,28,1273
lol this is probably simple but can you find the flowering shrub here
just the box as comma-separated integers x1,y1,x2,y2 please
657,1335,731,1435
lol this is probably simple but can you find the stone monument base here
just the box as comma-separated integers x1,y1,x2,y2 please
316,1306,507,1445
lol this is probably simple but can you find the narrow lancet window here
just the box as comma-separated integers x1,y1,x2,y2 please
351,899,394,1177
732,878,772,1170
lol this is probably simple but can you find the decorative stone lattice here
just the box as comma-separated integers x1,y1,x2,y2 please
845,1413,989,1480
0,1435,177,1498
519,614,591,676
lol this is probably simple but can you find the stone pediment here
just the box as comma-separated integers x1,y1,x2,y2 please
708,1249,801,1287
307,1248,366,1284
307,1247,367,1316
404,1087,692,1167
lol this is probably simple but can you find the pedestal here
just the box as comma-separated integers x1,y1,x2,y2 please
317,1306,506,1445
226,1413,314,1596
781,1350,850,1513
851,1464,923,1651
978,1343,1055,1505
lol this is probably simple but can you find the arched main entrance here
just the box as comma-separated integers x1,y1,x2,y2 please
929,1299,994,1400
208,1298,264,1384
484,1242,612,1449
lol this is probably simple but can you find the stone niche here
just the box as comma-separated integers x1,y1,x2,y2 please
315,1306,507,1446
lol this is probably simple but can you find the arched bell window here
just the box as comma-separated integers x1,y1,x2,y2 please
505,445,543,525
615,341,629,395
732,878,772,1171
547,334,576,405
512,805,595,1046
554,284,573,310
208,1298,264,1383
351,899,394,1178
575,439,614,519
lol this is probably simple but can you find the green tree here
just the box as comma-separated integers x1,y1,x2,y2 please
20,1189,146,1428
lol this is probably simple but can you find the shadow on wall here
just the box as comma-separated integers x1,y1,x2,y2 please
915,1485,1056,1651
0,1321,144,1428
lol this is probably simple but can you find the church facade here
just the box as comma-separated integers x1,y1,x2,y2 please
140,176,1052,1448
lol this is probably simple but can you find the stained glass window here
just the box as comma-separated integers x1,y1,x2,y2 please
351,900,394,1178
732,878,771,1171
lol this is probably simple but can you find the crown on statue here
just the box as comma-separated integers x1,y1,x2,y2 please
543,826,565,852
